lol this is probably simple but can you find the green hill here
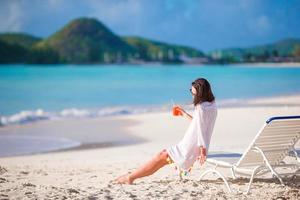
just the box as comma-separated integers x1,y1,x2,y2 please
0,39,28,63
1,17,204,64
210,38,300,62
36,17,137,63
0,32,60,64
0,33,41,48
123,36,205,62
246,38,300,56
2,17,298,64
0,17,206,64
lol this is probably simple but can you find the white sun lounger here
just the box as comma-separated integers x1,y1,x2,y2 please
199,115,300,194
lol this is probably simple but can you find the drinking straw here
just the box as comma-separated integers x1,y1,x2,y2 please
171,98,175,106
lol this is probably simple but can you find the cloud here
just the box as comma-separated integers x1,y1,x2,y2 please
248,15,271,36
0,0,23,32
48,0,64,8
239,0,258,10
0,0,299,51
86,0,144,34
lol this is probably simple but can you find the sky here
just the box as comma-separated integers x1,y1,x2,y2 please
0,0,300,52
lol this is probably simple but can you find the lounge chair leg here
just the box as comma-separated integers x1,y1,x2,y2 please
231,167,237,179
246,166,264,194
199,169,232,193
254,147,285,186
264,162,284,185
271,171,284,186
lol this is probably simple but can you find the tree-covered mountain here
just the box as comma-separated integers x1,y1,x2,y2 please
0,17,205,64
36,18,137,63
122,36,205,62
0,39,28,63
0,33,41,48
0,33,59,64
0,17,299,64
209,38,300,62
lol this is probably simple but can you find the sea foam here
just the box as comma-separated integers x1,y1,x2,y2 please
0,105,171,126
0,98,246,126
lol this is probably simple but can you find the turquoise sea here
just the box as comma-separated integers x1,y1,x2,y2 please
0,64,300,125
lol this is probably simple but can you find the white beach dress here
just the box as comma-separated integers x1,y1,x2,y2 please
166,101,218,173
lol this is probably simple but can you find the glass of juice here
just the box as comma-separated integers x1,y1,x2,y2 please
171,99,182,116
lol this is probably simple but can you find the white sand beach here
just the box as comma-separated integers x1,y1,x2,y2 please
0,94,300,199
232,62,300,68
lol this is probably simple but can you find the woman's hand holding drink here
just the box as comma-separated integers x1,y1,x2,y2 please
171,99,184,117
172,105,183,116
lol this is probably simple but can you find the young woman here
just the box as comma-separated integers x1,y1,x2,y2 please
113,78,217,184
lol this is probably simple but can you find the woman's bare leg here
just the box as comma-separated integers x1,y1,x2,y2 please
113,149,171,184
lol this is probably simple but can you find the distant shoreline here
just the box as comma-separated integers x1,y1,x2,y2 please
229,62,300,67
1,62,300,67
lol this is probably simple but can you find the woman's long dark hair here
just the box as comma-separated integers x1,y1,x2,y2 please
191,78,215,106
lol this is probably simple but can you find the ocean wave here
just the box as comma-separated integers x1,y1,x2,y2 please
0,109,51,126
0,105,171,126
0,99,247,126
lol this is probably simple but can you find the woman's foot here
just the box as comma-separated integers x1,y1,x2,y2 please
112,173,134,184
